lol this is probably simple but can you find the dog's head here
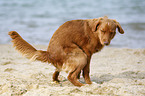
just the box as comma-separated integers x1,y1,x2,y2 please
90,16,124,46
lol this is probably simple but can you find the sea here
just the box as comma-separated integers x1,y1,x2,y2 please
0,0,145,48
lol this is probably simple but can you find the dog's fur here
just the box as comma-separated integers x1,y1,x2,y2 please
8,16,124,87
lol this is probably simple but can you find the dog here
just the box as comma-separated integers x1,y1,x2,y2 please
8,16,124,87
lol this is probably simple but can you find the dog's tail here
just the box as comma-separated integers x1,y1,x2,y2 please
8,31,50,62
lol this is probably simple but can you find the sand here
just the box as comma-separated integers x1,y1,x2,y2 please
0,44,145,96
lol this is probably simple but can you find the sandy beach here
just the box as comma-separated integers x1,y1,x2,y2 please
0,44,145,96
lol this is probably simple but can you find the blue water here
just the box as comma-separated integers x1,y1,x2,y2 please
0,0,145,48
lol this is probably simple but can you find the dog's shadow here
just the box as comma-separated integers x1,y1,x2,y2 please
90,71,145,84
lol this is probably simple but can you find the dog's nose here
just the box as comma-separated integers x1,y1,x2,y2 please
104,41,109,45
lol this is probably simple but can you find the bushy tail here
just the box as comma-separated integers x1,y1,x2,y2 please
8,31,50,62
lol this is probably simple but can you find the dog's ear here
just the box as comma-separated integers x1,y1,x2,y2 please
92,18,102,32
113,20,124,34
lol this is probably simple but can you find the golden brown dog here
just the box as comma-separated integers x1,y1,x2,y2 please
8,16,124,87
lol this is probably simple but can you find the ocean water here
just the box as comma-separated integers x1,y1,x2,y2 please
0,0,145,48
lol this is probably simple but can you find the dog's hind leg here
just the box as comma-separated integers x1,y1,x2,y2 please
64,49,88,86
53,70,60,82
77,71,81,79
83,58,92,84
67,67,84,87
